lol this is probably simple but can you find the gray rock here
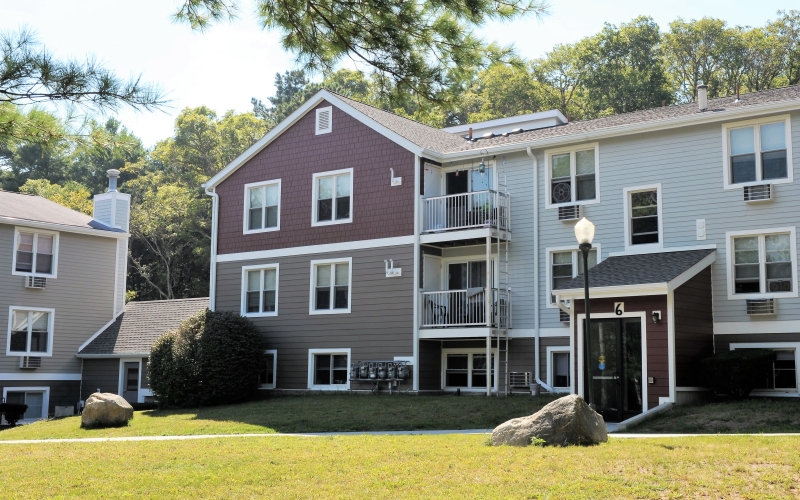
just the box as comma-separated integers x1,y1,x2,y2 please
492,394,607,446
81,393,133,428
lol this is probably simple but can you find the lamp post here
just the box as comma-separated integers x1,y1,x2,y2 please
574,217,595,408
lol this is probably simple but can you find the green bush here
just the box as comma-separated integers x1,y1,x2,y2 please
148,310,265,408
702,349,775,399
0,403,28,426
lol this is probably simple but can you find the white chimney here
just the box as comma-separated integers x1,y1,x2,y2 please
697,82,708,112
93,169,131,232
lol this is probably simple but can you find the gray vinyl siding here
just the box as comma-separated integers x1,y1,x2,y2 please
215,245,414,390
81,358,120,400
115,198,130,231
0,223,118,375
115,239,128,316
93,199,112,227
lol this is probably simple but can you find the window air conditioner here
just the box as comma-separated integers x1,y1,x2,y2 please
20,356,42,369
559,310,570,322
746,298,776,315
508,372,532,388
25,276,47,289
558,205,583,221
743,184,772,202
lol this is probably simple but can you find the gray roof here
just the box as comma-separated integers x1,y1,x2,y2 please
78,298,209,355
554,249,715,291
0,190,120,233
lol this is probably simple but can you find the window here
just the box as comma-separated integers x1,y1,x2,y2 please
551,351,570,389
310,258,351,314
442,350,496,390
728,228,797,298
308,349,350,389
241,264,279,316
259,350,277,389
312,169,352,226
730,344,798,393
545,143,599,208
13,229,57,277
3,389,47,421
243,180,280,233
547,246,600,306
7,307,53,356
624,185,662,249
723,115,792,188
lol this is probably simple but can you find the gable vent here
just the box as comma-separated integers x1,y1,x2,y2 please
20,356,41,369
558,205,583,221
25,276,47,289
743,184,772,202
315,107,332,135
746,298,776,315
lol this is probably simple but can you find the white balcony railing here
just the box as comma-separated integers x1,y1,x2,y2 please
421,288,511,329
422,191,510,233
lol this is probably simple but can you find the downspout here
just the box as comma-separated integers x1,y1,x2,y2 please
412,155,421,391
527,147,554,393
205,187,219,311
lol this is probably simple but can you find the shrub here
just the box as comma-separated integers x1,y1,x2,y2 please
0,404,28,426
702,349,775,399
148,310,265,408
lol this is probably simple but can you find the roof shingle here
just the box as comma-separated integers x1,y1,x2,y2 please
0,190,120,233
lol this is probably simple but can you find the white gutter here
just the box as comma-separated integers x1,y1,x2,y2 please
527,147,553,394
205,187,220,311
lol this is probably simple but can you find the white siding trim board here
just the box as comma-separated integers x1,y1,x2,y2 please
217,236,415,263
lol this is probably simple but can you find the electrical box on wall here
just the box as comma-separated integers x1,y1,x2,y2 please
384,259,402,277
696,219,706,240
390,168,402,186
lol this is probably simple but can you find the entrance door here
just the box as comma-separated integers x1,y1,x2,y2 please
122,362,140,403
585,318,643,422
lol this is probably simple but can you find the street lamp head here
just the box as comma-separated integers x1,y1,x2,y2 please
574,217,595,246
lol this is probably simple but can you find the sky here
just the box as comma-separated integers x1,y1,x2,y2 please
1,0,791,147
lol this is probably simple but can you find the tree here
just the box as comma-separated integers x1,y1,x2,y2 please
662,18,733,101
18,178,93,214
770,10,800,86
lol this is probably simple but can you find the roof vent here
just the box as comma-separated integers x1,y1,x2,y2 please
315,106,332,135
746,298,776,315
743,184,772,203
697,82,708,111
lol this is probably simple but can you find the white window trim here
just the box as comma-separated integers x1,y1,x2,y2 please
311,168,354,227
242,179,281,234
307,348,351,390
241,263,280,317
725,226,798,300
315,106,332,135
440,347,499,392
118,357,143,403
544,142,601,209
546,244,603,309
12,227,59,279
1,386,49,422
721,114,793,190
260,349,277,390
546,346,572,393
6,306,55,357
623,183,663,252
729,342,800,396
309,257,353,315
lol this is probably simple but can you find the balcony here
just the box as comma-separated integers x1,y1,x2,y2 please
420,288,511,329
422,191,510,234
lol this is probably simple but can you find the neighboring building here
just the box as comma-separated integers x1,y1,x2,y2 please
204,85,800,421
0,171,129,422
77,297,209,403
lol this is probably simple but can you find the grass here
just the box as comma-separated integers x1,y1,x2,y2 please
3,434,800,498
0,393,559,440
622,397,800,434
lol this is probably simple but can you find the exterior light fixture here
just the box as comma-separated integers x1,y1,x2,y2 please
574,217,595,408
652,311,661,323
478,149,488,174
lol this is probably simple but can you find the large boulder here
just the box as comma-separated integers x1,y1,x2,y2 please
81,393,134,428
492,394,607,446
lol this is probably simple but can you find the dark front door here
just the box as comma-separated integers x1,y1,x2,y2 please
585,318,643,422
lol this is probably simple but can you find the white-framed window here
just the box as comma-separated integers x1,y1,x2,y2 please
547,245,601,307
441,348,498,391
544,143,600,208
315,106,332,135
259,350,277,389
6,307,54,356
722,115,793,189
623,184,663,250
312,168,353,226
308,348,350,390
2,387,49,422
730,343,799,394
309,258,352,314
726,227,798,299
546,347,571,392
12,228,58,278
243,180,281,233
241,264,279,317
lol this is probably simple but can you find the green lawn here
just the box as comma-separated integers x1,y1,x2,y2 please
0,393,559,440
3,435,800,498
622,397,800,434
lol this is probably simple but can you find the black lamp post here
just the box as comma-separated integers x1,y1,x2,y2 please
574,217,595,407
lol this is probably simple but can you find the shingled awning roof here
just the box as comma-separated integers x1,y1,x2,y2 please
553,249,716,297
78,297,209,356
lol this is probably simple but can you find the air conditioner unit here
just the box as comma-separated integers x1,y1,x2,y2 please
25,276,47,289
768,280,792,293
743,184,772,202
20,356,42,369
558,205,583,221
746,298,776,315
509,372,531,388
559,310,570,322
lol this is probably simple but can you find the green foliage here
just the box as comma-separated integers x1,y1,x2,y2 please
19,178,93,214
148,310,265,408
702,349,775,399
0,403,28,426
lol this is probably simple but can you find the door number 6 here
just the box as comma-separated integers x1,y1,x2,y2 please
614,302,624,315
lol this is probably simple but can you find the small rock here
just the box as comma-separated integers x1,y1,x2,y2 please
492,394,607,446
81,393,133,428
